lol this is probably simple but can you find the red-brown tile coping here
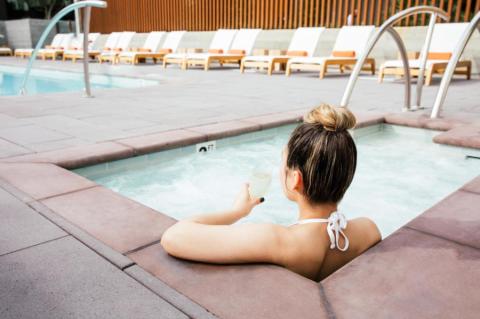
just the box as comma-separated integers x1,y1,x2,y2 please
241,111,303,130
128,243,329,319
433,125,480,149
322,227,480,319
40,186,176,254
462,175,480,194
185,120,262,141
0,162,95,200
116,129,207,155
0,142,135,169
407,189,480,249
385,112,467,131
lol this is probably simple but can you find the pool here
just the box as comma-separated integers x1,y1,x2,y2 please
75,124,480,237
0,66,158,96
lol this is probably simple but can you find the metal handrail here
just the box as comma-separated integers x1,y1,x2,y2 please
19,0,107,96
430,11,480,118
340,6,449,111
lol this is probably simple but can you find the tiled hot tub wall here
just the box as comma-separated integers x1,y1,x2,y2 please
1,110,479,318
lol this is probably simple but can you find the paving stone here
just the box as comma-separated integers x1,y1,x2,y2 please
117,129,207,155
41,186,176,254
0,162,95,200
0,124,71,145
25,137,90,153
407,190,480,249
28,200,134,270
322,227,480,319
0,138,31,158
125,265,218,319
0,187,66,256
129,243,328,319
81,114,158,130
0,236,188,319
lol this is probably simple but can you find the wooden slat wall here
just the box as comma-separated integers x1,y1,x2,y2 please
91,0,480,32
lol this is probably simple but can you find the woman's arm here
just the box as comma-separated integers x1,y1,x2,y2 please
185,184,264,225
160,184,291,265
160,221,290,264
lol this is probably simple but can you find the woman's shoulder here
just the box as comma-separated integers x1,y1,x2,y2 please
348,217,382,246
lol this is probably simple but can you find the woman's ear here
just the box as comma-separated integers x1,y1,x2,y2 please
292,170,303,192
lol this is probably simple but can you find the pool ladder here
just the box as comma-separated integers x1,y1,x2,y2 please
19,0,107,97
341,7,480,118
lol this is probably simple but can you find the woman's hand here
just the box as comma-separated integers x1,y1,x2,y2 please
232,183,264,217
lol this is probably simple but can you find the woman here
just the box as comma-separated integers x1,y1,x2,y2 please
161,104,381,281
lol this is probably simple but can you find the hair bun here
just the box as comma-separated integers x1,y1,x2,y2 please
304,104,356,132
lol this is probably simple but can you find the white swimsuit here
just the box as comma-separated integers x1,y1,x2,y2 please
289,211,349,252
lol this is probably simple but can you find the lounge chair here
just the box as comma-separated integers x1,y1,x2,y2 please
163,29,237,69
378,23,471,86
37,33,74,60
14,33,65,58
286,26,376,78
240,27,325,75
61,33,101,62
117,31,168,64
0,47,12,56
63,32,120,62
98,31,136,64
185,28,261,71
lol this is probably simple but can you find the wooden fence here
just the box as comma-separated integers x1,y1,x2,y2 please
90,0,480,33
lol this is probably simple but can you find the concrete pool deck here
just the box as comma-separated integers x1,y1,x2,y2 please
0,57,479,318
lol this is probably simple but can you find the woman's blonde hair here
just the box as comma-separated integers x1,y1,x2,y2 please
286,103,357,204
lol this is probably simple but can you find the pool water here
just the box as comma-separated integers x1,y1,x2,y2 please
75,124,480,237
0,66,158,96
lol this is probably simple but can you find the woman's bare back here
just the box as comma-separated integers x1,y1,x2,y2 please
283,217,381,281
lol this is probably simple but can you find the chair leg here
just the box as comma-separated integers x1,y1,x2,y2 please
339,65,344,73
267,62,274,76
204,58,210,71
370,60,376,75
425,67,434,86
466,63,471,80
319,63,327,79
240,60,245,73
378,67,385,83
285,63,291,76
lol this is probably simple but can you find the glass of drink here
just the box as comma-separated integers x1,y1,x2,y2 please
248,167,272,198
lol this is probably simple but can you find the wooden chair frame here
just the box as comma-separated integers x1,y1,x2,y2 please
286,58,376,78
240,56,291,75
378,60,471,85
63,51,100,63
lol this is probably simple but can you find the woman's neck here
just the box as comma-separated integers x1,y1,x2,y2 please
297,200,337,220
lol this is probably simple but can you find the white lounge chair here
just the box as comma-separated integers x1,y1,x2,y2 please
0,47,12,56
163,29,238,69
185,28,261,71
286,26,376,78
379,23,472,85
117,31,169,64
98,31,136,64
240,27,325,75
37,33,74,60
14,33,65,58
64,32,120,62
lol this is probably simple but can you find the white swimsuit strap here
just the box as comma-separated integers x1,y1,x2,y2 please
290,212,349,252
